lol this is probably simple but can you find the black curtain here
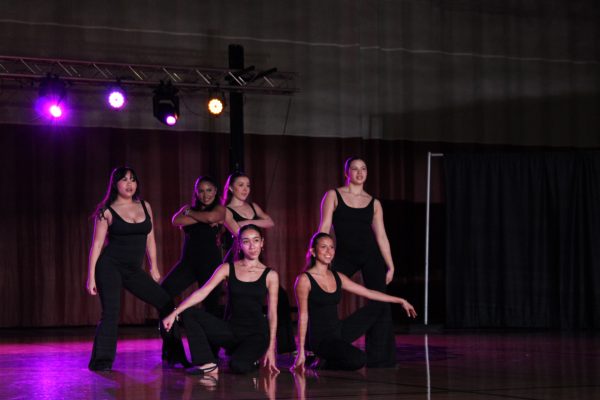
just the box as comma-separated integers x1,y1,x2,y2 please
445,152,600,329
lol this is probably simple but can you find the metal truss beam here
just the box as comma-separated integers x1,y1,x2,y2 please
0,55,298,95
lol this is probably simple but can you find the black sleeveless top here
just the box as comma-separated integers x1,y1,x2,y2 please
305,270,342,350
226,262,270,337
103,201,152,266
181,217,220,262
331,189,378,257
223,203,259,252
227,203,258,222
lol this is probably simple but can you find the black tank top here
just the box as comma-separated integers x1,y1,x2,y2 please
223,203,259,252
103,201,152,265
226,262,270,336
181,219,220,261
305,270,342,349
331,189,377,256
227,203,258,222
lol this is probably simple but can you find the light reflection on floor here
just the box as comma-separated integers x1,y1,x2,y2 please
0,327,599,399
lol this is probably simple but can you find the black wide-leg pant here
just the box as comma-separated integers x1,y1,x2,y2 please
181,308,269,374
314,301,388,370
332,252,396,367
161,257,222,317
89,256,172,370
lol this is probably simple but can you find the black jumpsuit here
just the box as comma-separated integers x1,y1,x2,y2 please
331,189,395,367
224,204,295,354
305,270,387,370
181,263,271,373
89,201,171,371
161,215,222,317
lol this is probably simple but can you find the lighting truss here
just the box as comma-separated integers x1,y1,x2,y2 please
0,55,298,95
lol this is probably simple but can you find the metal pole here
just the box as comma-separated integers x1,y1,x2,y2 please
424,152,444,325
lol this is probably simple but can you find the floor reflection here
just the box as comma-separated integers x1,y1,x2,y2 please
1,327,599,399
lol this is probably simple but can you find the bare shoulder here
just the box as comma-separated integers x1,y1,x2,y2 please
295,273,311,290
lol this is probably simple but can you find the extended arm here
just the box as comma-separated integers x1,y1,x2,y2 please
372,199,395,284
318,190,337,233
144,202,161,282
86,210,110,295
339,273,417,318
162,263,229,330
263,270,280,373
291,274,310,371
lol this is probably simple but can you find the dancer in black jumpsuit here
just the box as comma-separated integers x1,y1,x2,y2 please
319,157,399,367
160,176,225,366
221,172,295,354
292,233,416,371
163,224,280,375
86,166,172,371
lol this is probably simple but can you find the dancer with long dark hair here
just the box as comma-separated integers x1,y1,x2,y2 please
160,176,226,366
292,233,416,371
220,172,295,354
163,224,280,375
86,166,172,371
318,156,399,366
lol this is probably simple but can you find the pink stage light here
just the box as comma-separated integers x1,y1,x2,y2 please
165,115,177,126
48,104,63,118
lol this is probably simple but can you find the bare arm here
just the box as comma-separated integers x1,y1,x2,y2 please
172,204,226,227
339,273,417,318
238,202,274,230
144,201,161,282
318,190,337,233
86,210,110,295
162,263,229,330
372,199,395,284
263,270,280,373
223,207,241,236
292,274,310,371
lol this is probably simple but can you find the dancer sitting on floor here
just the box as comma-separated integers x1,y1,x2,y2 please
160,176,225,367
163,224,280,375
291,232,417,371
221,171,295,354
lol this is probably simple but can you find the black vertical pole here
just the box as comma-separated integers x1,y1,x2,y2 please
229,44,244,173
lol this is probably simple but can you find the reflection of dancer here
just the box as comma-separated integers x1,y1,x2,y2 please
86,167,172,371
221,172,295,354
163,225,280,374
160,176,225,366
318,156,399,366
292,233,416,371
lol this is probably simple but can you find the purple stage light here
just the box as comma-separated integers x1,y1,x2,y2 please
37,75,67,121
49,104,63,118
165,115,177,126
107,90,126,109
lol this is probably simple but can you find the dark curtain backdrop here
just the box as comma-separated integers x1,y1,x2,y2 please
0,123,443,328
445,152,600,328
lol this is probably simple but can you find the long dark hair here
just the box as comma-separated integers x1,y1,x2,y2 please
305,232,334,270
235,224,263,261
221,171,249,206
94,166,140,220
192,175,219,211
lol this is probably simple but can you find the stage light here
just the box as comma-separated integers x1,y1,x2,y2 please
207,92,226,116
37,74,67,120
153,81,179,126
107,84,126,110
